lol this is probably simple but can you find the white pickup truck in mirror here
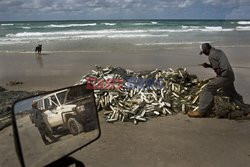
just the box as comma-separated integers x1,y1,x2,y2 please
12,84,100,167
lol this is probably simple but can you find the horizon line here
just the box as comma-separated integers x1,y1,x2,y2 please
0,18,250,22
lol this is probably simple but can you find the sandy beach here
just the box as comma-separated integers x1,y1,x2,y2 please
1,39,250,166
1,112,250,167
1,40,250,101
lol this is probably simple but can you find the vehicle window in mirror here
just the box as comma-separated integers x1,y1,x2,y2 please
50,95,59,108
57,91,67,104
66,86,86,103
67,89,77,102
44,98,50,110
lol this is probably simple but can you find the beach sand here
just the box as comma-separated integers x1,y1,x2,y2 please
1,41,250,166
0,40,250,101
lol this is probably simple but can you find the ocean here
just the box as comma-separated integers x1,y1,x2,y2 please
1,20,250,48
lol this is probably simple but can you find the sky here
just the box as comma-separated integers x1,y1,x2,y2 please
0,0,250,21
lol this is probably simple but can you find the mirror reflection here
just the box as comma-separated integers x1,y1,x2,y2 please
14,84,99,167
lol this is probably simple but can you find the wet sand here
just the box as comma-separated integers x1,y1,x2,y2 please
1,42,250,166
0,42,250,101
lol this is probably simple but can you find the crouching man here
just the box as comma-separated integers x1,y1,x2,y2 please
188,43,245,118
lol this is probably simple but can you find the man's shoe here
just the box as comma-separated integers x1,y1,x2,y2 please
246,113,250,119
187,111,204,118
51,138,59,143
43,140,50,145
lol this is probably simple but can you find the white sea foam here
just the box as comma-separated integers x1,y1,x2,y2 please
6,30,113,37
182,25,188,29
72,34,168,39
22,27,31,29
5,29,167,38
108,34,169,38
5,30,170,38
1,24,14,26
132,22,158,26
101,23,116,26
0,40,30,45
0,33,170,45
3,29,171,44
237,21,250,25
72,35,106,39
135,41,212,46
151,22,158,25
6,31,73,37
5,25,241,41
5,27,237,40
152,28,198,33
181,26,234,32
152,26,233,32
202,26,233,32
3,24,249,46
222,29,235,32
236,26,250,31
45,23,97,28
181,25,200,29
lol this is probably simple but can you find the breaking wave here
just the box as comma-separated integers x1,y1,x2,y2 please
236,26,250,31
181,25,200,29
5,29,169,38
4,26,243,40
101,23,116,26
1,24,14,26
135,41,212,46
22,26,31,29
237,21,250,25
181,26,234,32
131,22,158,26
202,26,234,32
0,41,30,45
2,20,250,46
44,23,97,28
6,30,142,37
108,34,169,38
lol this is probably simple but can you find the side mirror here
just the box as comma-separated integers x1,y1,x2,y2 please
12,84,101,167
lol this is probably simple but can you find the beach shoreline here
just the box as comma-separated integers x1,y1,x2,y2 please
1,42,250,101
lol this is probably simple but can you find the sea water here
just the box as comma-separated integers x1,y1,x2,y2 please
0,20,250,47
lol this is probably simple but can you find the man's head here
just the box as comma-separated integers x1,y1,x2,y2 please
32,101,38,109
199,43,212,56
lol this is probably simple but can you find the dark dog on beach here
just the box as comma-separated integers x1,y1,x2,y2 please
35,44,42,54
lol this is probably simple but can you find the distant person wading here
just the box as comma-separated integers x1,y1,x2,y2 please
188,43,245,118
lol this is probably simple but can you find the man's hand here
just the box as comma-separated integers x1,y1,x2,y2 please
215,68,222,76
201,63,211,68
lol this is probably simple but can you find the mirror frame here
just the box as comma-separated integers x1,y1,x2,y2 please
11,84,101,167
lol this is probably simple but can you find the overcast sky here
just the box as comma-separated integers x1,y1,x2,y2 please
0,0,250,21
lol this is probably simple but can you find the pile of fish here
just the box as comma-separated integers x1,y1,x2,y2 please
79,65,246,124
